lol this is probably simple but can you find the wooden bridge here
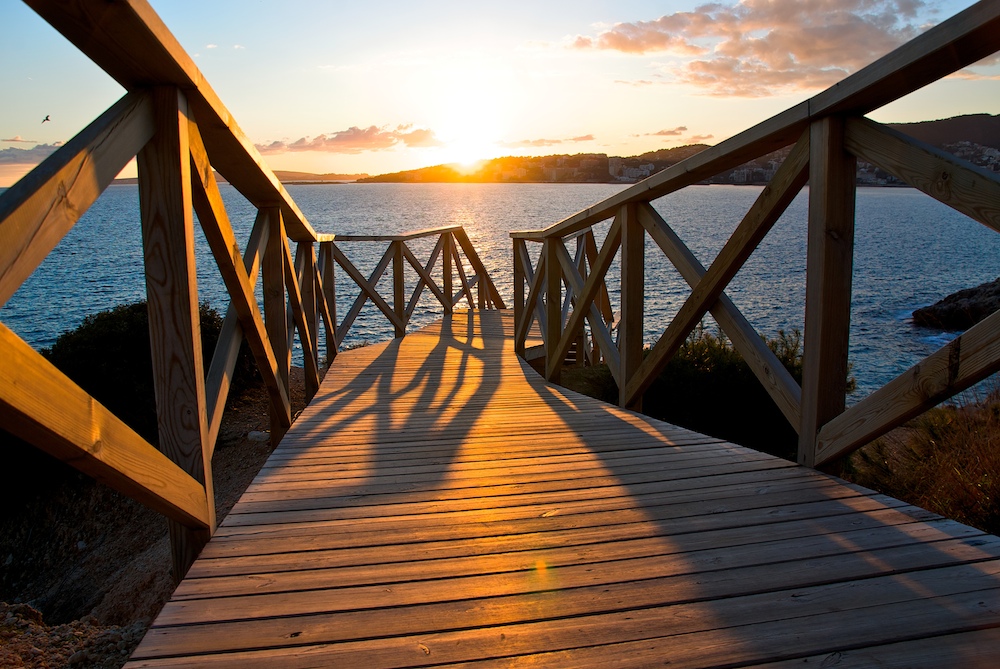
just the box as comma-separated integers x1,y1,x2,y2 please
3,1,1000,666
127,310,1000,666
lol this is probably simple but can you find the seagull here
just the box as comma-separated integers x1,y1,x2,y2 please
41,115,50,124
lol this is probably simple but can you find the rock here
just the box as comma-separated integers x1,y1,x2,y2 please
247,430,270,443
912,276,1000,330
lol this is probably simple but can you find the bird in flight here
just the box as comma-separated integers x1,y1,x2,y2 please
41,115,50,124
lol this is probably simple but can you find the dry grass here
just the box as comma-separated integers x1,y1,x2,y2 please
845,399,1000,536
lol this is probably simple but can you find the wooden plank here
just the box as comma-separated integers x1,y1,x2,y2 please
136,86,214,578
515,243,548,347
312,257,335,363
262,208,291,447
204,210,269,451
282,235,319,395
544,238,563,382
132,548,1000,659
402,235,447,316
845,116,1000,233
295,242,320,398
298,242,319,374
513,238,527,356
750,628,1000,668
392,240,406,337
331,225,462,243
798,117,856,468
188,121,292,445
454,227,505,309
638,203,802,430
623,132,810,407
331,243,405,340
816,307,1000,466
550,235,621,386
619,203,643,409
0,92,154,307
316,241,338,360
25,0,318,242
450,242,474,307
442,232,454,314
0,322,210,529
130,310,1000,665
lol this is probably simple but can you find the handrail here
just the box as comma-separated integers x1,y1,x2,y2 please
1,0,503,580
513,0,1000,471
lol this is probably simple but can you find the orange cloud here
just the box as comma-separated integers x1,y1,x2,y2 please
648,126,687,137
257,124,443,154
572,0,927,96
499,134,595,148
1,136,36,143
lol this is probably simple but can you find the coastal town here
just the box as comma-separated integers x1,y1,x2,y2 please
359,113,1000,185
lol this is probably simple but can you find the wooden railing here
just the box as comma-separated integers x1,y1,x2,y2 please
0,0,501,580
513,0,1000,470
322,226,504,349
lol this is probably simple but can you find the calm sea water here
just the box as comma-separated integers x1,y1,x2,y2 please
2,182,997,401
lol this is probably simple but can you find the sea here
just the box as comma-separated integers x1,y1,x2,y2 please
2,181,998,403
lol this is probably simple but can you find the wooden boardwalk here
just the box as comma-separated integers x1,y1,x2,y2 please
128,310,1000,667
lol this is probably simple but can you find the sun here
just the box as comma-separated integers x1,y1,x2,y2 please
438,119,501,170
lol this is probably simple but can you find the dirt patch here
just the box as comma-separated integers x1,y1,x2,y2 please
0,368,314,667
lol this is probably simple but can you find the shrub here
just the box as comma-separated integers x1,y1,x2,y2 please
40,301,258,444
844,401,1000,535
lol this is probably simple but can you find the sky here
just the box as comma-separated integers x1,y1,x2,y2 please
0,0,997,186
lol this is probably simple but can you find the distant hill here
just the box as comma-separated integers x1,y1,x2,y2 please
273,170,369,183
887,114,1000,150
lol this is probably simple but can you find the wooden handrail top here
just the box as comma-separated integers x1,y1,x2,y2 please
24,0,318,243
511,0,1000,241
331,225,466,243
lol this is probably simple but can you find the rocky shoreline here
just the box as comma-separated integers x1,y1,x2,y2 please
912,276,1000,331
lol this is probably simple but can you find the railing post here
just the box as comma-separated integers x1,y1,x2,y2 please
513,238,526,357
799,116,857,467
136,86,214,581
442,232,454,314
620,203,644,411
545,237,563,383
295,241,320,400
318,241,338,362
393,240,406,337
263,208,290,449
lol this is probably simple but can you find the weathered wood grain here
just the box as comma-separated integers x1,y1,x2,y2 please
129,311,1000,666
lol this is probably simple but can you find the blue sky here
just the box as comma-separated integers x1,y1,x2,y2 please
1,0,995,185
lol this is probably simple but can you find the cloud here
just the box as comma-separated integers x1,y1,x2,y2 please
1,136,36,143
687,134,715,142
648,126,687,137
206,44,218,49
0,143,61,164
257,125,443,155
234,44,245,50
570,0,928,96
615,79,657,87
499,134,595,148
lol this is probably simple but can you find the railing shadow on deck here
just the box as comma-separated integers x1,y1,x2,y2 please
229,311,507,513
162,310,1000,664
500,360,1000,663
512,0,1000,471
0,0,503,581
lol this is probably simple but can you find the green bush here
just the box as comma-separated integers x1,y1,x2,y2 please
40,301,258,444
561,325,813,461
